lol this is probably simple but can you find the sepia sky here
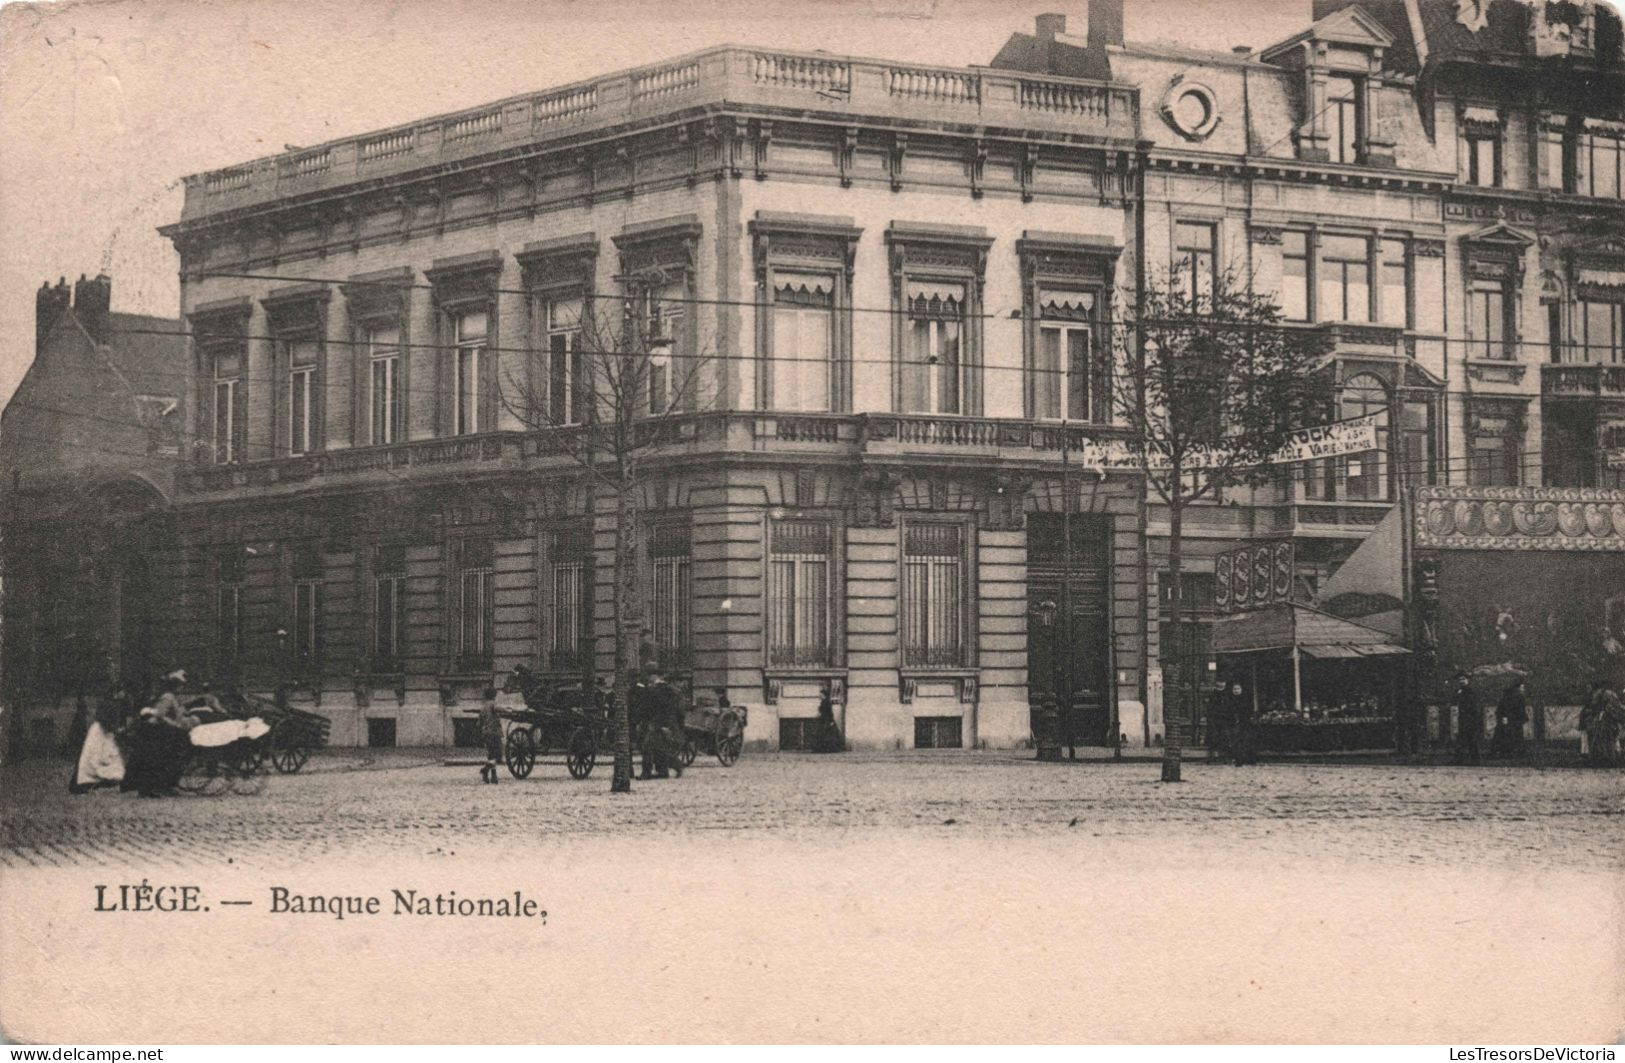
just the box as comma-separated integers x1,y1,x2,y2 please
0,0,1307,408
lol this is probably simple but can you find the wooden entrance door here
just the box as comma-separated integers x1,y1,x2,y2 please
1026,515,1111,745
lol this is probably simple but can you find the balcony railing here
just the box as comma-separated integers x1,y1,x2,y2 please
1542,363,1625,398
176,413,1139,495
177,46,1137,221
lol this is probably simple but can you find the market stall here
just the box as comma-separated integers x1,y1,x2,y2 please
1208,603,1411,753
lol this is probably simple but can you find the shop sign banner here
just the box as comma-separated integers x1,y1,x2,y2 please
1083,415,1380,472
1215,540,1295,614
1270,414,1380,464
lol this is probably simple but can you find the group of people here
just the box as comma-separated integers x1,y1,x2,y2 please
70,670,228,798
631,670,688,780
1452,672,1623,768
1207,681,1260,766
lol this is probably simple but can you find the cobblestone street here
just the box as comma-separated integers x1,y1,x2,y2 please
3,752,1621,1043
2,750,1621,871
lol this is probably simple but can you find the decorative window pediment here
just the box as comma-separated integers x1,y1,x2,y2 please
342,267,413,323
1462,224,1534,282
426,250,502,307
517,233,598,292
613,214,702,278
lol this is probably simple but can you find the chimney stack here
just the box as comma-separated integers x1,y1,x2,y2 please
73,273,112,346
1087,0,1125,50
1035,13,1066,40
35,277,71,352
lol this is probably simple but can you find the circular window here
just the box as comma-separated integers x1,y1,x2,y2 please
1160,79,1221,141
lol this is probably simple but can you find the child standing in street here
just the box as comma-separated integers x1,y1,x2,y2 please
479,687,503,784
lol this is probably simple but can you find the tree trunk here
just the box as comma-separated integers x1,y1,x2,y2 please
610,467,638,794
1161,474,1185,783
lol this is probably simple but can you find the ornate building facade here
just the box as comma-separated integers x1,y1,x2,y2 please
151,25,1149,750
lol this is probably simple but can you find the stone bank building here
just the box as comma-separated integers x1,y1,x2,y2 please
149,7,1149,751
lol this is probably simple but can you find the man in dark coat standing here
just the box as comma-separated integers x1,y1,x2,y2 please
1492,677,1528,759
1453,672,1482,766
644,672,683,779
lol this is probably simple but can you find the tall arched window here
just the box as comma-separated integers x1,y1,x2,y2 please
1340,374,1390,501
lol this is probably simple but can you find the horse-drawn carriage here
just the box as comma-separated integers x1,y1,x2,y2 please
498,671,605,780
498,667,746,779
171,691,328,795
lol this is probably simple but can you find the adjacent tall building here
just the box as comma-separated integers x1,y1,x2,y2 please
1,276,186,753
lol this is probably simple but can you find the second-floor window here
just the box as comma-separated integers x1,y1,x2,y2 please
1465,131,1500,187
1576,130,1623,200
771,274,835,413
1281,230,1310,321
901,523,964,668
1379,239,1409,328
1541,119,1625,199
903,282,965,414
640,280,685,416
767,520,833,668
213,375,238,465
368,326,401,446
1327,74,1361,164
452,310,486,435
1467,405,1523,487
206,338,244,465
1174,222,1216,306
1580,299,1623,363
545,296,586,426
1033,290,1095,421
1468,282,1513,360
1320,235,1371,323
285,338,317,456
372,544,405,671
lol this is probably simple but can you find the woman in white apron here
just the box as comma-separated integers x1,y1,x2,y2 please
70,686,134,793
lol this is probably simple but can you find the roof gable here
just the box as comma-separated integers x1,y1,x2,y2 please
1262,4,1396,63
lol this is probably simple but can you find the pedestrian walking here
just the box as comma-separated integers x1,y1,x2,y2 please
1226,681,1258,766
479,687,503,784
1579,679,1623,768
813,693,844,753
1453,671,1482,766
1491,677,1528,760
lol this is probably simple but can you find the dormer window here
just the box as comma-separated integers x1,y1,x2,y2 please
1259,5,1394,168
1327,74,1362,164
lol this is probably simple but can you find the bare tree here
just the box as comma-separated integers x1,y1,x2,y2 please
1116,271,1332,782
501,272,716,793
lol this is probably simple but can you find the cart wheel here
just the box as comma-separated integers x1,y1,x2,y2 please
506,728,536,779
229,757,267,796
238,743,266,775
182,756,229,796
717,734,742,767
681,739,698,768
566,726,597,780
176,756,212,794
270,728,309,774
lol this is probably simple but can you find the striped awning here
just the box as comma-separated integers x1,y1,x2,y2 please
1576,267,1625,290
906,280,965,304
1038,288,1094,315
774,271,834,296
